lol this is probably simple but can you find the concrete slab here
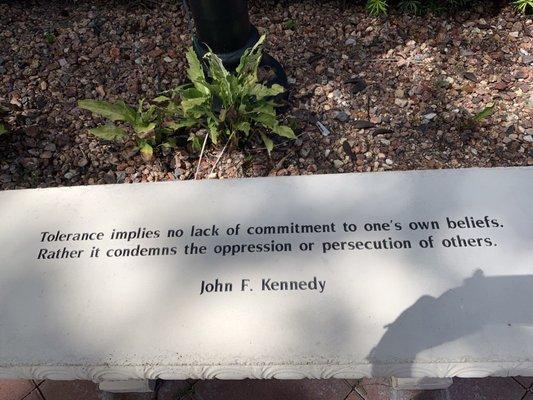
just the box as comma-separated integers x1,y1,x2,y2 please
0,167,531,381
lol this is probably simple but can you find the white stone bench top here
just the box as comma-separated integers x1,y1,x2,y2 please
0,167,532,381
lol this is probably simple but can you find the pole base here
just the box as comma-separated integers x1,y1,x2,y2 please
193,26,288,92
193,26,260,68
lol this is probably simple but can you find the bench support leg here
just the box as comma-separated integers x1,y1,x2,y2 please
391,377,453,390
98,379,155,393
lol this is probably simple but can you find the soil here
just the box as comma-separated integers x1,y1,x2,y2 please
0,0,531,189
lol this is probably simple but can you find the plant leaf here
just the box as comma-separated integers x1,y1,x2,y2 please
166,119,198,130
182,97,208,114
133,122,156,134
180,87,207,100
207,118,220,145
185,48,210,96
236,35,265,77
234,121,251,135
186,48,206,83
89,124,126,141
272,124,296,139
205,51,232,105
161,138,177,149
251,103,276,116
187,133,202,151
78,100,137,123
164,100,181,115
252,112,278,128
138,141,154,161
137,99,145,115
473,103,496,122
141,104,157,122
249,84,285,99
152,95,171,103
366,0,388,15
260,132,274,155
0,123,6,135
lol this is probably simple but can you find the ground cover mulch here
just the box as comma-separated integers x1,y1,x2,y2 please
0,0,531,189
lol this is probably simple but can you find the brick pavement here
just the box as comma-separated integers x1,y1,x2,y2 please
2,377,533,400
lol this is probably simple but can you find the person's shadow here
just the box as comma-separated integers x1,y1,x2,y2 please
368,270,533,377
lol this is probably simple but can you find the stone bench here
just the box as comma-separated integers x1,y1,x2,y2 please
0,167,532,393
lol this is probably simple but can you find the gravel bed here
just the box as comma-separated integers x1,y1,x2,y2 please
0,0,531,189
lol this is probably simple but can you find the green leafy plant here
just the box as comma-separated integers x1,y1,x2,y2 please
459,102,497,132
283,19,297,30
514,0,532,13
363,0,529,15
399,0,422,14
160,35,295,154
472,103,496,123
78,99,173,160
366,0,388,15
44,32,56,45
78,35,294,158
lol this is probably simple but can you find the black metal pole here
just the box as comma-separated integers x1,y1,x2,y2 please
189,0,255,55
187,0,287,88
